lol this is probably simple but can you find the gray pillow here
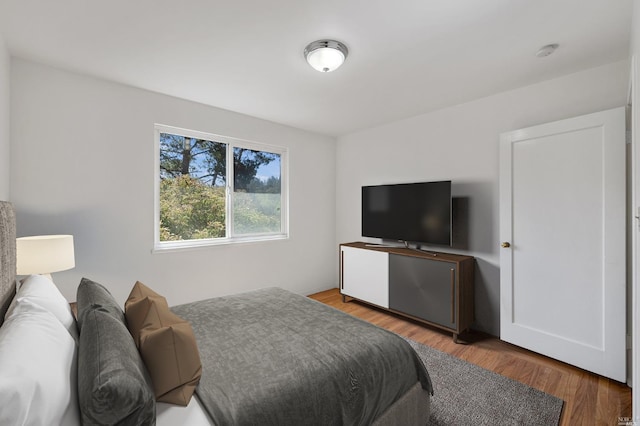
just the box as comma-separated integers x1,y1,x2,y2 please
78,306,156,425
76,277,125,330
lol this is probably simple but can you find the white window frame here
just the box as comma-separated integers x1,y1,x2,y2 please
153,124,289,252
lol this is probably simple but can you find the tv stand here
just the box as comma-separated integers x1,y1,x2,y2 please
339,242,474,343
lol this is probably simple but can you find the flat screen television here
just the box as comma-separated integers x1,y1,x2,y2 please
362,180,452,246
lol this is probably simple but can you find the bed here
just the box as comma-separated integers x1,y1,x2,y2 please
0,200,432,425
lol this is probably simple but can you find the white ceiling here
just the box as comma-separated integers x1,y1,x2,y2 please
0,0,633,136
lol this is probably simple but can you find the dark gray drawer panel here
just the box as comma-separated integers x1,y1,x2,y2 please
389,254,456,328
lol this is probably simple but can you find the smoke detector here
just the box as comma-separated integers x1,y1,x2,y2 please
536,44,559,58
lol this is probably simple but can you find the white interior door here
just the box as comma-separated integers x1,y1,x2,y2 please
499,107,626,382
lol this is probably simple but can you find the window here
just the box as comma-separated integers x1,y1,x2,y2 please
154,124,288,250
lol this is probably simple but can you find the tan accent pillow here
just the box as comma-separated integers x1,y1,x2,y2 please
125,281,202,406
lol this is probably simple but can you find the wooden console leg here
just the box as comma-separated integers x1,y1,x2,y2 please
452,333,470,345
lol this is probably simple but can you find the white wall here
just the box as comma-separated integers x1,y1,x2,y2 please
0,34,9,200
10,58,337,305
336,60,629,336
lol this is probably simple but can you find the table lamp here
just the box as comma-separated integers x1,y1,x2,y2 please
16,235,75,282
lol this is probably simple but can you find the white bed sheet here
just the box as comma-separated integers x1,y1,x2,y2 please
156,394,215,426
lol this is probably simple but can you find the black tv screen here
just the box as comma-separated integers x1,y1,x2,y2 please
362,180,452,246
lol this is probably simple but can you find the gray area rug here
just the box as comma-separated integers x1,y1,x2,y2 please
404,338,564,426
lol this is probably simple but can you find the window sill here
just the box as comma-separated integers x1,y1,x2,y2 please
152,233,289,253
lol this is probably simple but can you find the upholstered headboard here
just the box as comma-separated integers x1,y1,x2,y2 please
0,201,16,326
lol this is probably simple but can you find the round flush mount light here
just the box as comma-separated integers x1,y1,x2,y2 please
304,39,349,72
536,43,559,58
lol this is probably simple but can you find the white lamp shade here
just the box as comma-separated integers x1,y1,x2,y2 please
306,47,345,72
16,235,75,275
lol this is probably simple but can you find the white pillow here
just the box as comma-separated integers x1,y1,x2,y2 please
0,299,80,426
5,274,78,340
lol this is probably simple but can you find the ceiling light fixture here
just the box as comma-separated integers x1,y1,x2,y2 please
304,40,348,73
535,43,559,58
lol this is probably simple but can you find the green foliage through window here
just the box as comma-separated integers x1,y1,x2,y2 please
159,175,226,241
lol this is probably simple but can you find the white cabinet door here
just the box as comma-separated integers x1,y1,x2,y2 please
341,246,389,308
499,107,626,381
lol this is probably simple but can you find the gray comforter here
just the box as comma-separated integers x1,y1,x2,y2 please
172,287,432,426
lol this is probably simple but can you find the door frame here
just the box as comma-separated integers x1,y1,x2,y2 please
629,53,639,421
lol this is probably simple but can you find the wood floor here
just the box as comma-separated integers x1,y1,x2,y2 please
308,288,632,426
